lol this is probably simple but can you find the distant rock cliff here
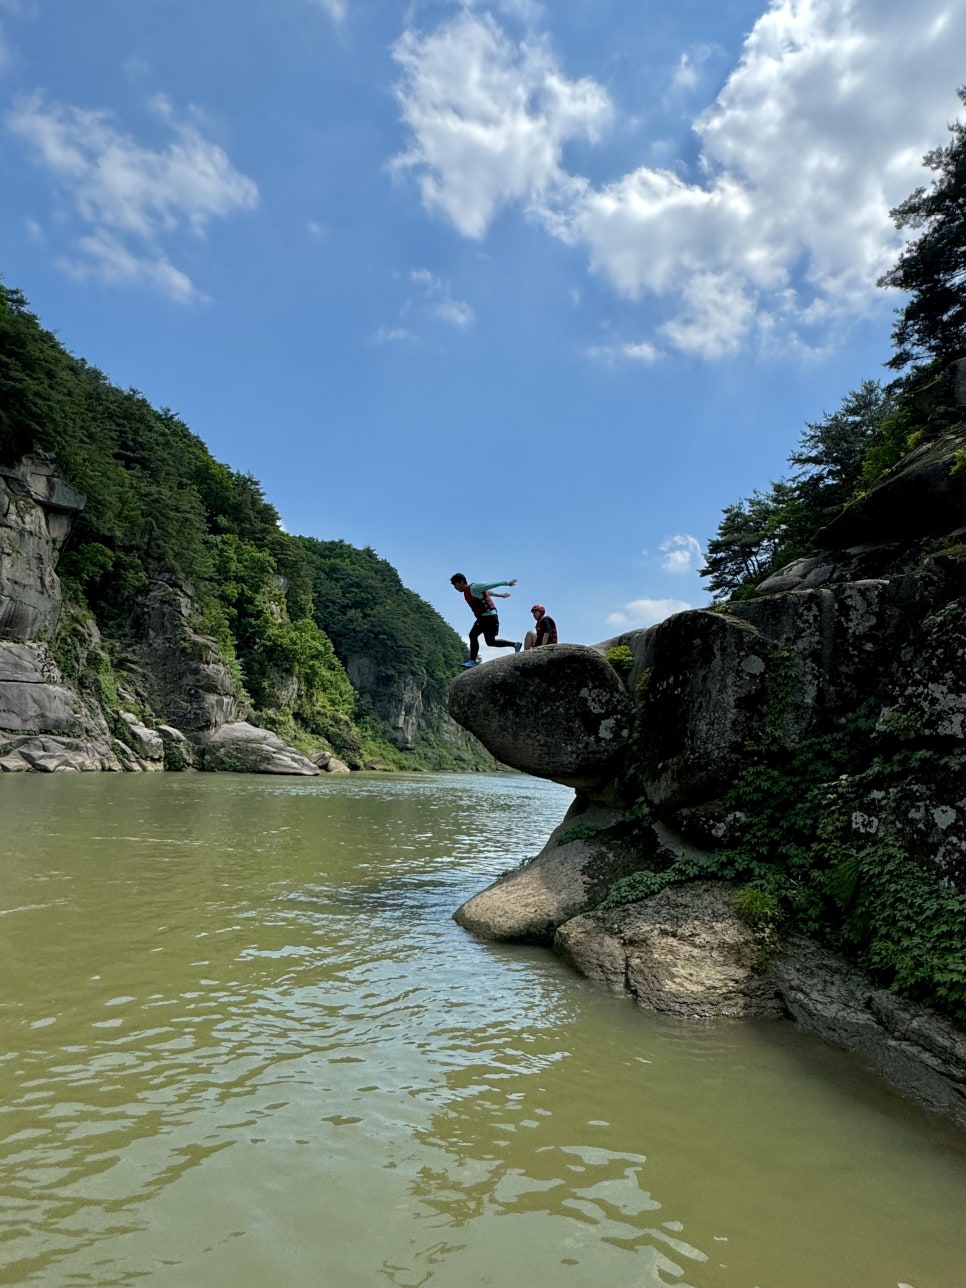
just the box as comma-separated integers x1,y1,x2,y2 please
0,455,337,774
449,430,966,1129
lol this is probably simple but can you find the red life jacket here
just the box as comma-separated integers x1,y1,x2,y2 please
464,586,496,619
535,614,557,644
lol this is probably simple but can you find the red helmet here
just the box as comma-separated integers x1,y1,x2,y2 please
531,604,545,614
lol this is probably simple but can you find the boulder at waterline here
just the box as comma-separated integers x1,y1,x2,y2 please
447,645,632,789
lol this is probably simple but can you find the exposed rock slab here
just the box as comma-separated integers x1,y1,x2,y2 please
816,430,966,547
454,802,714,944
448,645,632,789
0,455,85,640
555,881,785,1019
0,735,123,772
198,721,319,775
771,937,966,1130
0,641,102,738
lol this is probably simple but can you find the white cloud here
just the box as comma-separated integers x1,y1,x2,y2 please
392,0,966,358
607,597,693,628
5,92,258,301
390,11,612,239
670,46,713,93
56,231,204,304
374,326,416,344
586,338,661,365
410,267,475,327
660,533,703,574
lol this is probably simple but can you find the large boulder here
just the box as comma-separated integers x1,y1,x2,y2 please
448,645,632,789
198,721,319,775
627,611,779,809
453,800,714,944
0,641,97,737
555,881,786,1019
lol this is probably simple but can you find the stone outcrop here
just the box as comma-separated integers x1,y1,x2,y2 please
0,454,85,639
198,721,319,775
448,644,633,789
771,937,966,1132
0,460,326,775
555,881,786,1020
554,881,966,1128
449,429,966,1129
131,582,241,733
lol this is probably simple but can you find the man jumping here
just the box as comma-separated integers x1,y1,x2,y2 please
450,573,523,666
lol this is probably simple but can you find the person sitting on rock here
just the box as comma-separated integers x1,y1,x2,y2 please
450,573,523,666
524,604,558,650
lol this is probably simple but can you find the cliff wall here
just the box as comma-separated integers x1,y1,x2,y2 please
448,430,966,1127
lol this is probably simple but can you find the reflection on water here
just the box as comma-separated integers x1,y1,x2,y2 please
1,771,965,1288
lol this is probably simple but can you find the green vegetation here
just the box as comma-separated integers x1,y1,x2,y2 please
703,92,966,599
701,381,898,599
610,102,966,1022
603,644,634,677
556,819,604,847
0,279,475,768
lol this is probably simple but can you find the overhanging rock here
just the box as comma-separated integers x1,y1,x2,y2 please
448,644,632,789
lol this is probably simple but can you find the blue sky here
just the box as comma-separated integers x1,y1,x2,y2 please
1,0,964,654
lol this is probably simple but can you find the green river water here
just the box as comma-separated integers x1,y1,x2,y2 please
1,771,965,1288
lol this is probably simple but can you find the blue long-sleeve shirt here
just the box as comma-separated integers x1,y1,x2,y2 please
470,581,512,616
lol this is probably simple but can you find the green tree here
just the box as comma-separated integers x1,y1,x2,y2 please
879,87,966,374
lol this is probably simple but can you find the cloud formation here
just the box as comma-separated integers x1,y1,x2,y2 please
392,0,966,358
5,93,258,301
607,597,693,628
660,533,703,575
410,268,474,327
391,11,612,239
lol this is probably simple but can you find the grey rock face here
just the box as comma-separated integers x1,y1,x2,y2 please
158,724,198,771
348,654,427,749
133,582,240,732
555,881,786,1019
116,711,165,769
0,642,97,737
816,430,966,547
0,734,123,772
198,721,319,775
0,456,85,642
771,937,966,1130
878,595,966,741
448,645,632,789
629,611,779,809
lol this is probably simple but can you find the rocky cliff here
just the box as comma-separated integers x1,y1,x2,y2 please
449,430,966,1128
0,454,347,774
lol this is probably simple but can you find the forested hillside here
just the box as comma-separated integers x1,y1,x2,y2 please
0,281,479,770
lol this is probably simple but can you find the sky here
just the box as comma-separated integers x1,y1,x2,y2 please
1,0,964,657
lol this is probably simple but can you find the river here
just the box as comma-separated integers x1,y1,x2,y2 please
1,771,964,1287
